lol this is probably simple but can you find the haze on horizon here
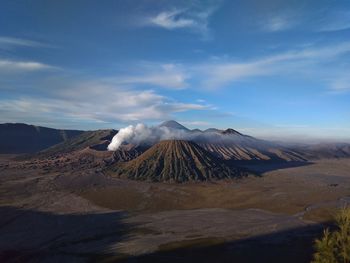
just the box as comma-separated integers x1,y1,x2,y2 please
0,0,349,142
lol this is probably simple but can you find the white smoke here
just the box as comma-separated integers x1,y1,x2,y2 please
107,123,189,151
107,123,252,151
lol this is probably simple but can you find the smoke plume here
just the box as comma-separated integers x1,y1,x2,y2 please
107,123,251,151
107,123,189,151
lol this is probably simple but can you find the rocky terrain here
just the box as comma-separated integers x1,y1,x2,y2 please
108,140,244,182
160,121,308,162
1,121,350,262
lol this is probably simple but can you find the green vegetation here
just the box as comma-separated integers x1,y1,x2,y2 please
312,207,350,263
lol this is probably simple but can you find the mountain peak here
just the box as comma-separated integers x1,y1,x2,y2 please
159,120,189,131
109,140,242,182
204,128,222,133
221,128,243,136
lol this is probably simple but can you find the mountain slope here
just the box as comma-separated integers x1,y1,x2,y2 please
107,121,307,162
159,121,306,162
108,140,243,182
296,143,350,160
197,141,306,161
159,120,190,131
37,129,118,157
112,145,148,162
0,123,83,154
192,129,306,162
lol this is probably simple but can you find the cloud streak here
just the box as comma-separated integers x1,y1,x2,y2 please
149,9,195,30
0,59,55,73
0,36,52,49
196,42,350,89
110,63,188,89
329,76,350,94
262,15,296,32
0,79,210,127
318,11,350,32
140,3,219,38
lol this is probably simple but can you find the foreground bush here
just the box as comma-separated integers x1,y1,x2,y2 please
312,207,350,263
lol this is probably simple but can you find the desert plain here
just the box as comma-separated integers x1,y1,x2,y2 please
1,152,350,262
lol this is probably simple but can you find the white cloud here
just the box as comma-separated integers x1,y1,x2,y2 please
149,9,195,29
198,61,268,88
141,4,219,38
181,121,211,126
197,42,350,88
0,80,210,125
0,36,51,49
260,8,350,33
112,63,188,89
318,11,350,32
329,76,350,93
262,15,296,32
0,59,55,72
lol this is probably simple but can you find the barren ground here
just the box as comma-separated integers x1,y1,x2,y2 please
1,155,350,262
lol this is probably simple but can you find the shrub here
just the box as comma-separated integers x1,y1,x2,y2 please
312,207,350,263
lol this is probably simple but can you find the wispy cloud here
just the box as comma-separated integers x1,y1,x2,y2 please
0,79,210,126
140,3,219,38
262,15,296,32
259,6,350,33
318,11,350,32
111,63,188,89
329,76,350,94
260,7,350,33
0,36,51,49
181,120,211,126
197,42,350,88
149,9,196,29
0,59,55,72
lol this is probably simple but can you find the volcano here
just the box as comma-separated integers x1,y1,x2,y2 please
159,120,190,131
108,140,243,182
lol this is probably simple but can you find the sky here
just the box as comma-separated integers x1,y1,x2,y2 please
0,0,350,141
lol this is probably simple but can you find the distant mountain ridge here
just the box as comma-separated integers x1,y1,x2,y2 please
297,143,350,160
2,121,350,163
0,123,84,154
157,121,306,162
37,129,118,157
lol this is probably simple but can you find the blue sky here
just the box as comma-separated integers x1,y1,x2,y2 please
0,0,350,141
